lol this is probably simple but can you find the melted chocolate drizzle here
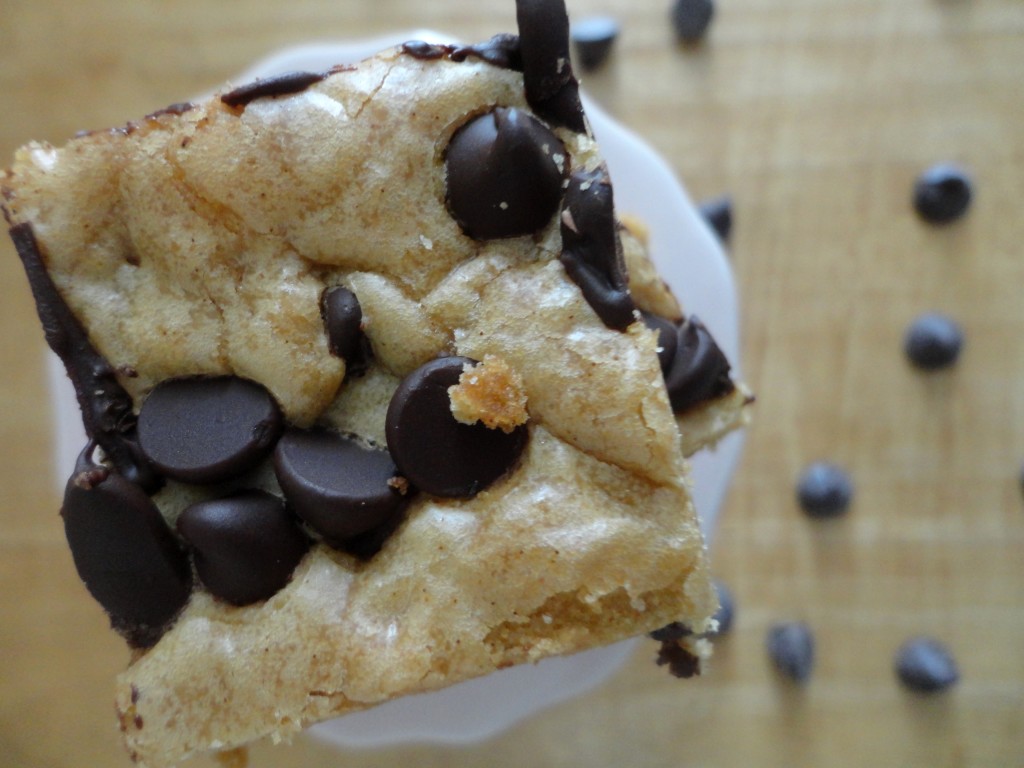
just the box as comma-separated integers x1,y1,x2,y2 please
559,168,636,331
515,0,586,132
221,70,328,109
9,223,160,491
402,34,523,71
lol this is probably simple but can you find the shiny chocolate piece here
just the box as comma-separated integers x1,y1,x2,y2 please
641,311,680,374
138,376,283,484
321,285,364,363
386,356,528,498
664,316,734,413
445,107,567,240
649,622,693,643
401,40,453,60
766,621,815,683
671,0,715,42
698,194,733,244
516,0,587,132
61,444,192,648
273,428,409,546
9,223,159,491
655,638,704,679
894,637,960,693
177,490,309,606
402,35,523,70
913,163,973,225
571,16,620,71
560,168,636,331
904,312,963,370
796,461,854,518
221,70,327,109
145,102,196,121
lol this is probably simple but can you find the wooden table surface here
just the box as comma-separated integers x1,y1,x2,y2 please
2,0,1022,766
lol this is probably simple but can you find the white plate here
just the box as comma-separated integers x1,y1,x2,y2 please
46,31,744,749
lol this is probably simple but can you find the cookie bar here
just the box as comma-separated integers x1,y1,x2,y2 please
3,1,749,765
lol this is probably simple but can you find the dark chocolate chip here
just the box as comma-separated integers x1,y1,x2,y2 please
671,0,715,42
400,41,455,60
796,461,854,518
560,167,636,331
386,356,528,498
451,34,523,70
698,194,733,244
664,315,735,413
61,444,192,648
649,621,693,643
321,285,365,363
273,428,410,546
445,107,568,240
641,311,679,374
913,164,973,225
221,71,327,109
655,640,702,679
904,312,964,370
766,621,815,683
709,579,735,635
145,102,196,121
138,376,283,484
177,490,309,606
894,637,960,693
516,0,587,132
571,16,620,71
9,223,159,491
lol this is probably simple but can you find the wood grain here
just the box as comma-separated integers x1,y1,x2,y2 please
1,0,1022,766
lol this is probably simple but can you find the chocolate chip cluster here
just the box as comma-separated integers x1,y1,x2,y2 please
59,272,538,648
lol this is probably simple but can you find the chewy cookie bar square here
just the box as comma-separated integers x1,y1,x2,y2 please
3,1,749,765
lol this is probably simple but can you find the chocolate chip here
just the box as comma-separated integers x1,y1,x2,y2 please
445,107,568,241
560,168,636,331
220,71,327,109
796,461,854,518
710,579,735,635
145,102,196,121
400,41,454,60
321,285,365,364
273,428,409,546
894,637,960,693
641,311,679,374
655,640,702,678
386,356,528,498
516,0,587,132
664,316,735,413
904,312,964,370
649,622,693,643
671,0,715,42
177,490,309,606
138,376,283,484
913,164,973,225
571,16,620,71
9,223,159,491
61,445,192,648
766,621,815,683
698,194,733,244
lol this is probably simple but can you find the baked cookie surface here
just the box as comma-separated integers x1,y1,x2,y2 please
3,1,749,765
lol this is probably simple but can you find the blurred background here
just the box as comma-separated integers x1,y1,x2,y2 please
1,0,1022,766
